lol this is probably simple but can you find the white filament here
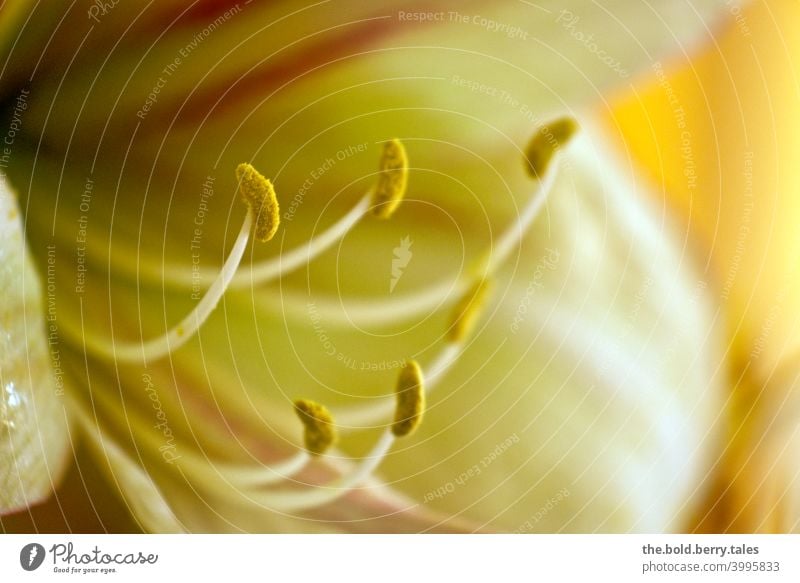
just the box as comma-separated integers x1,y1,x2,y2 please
275,159,561,327
253,430,395,512
82,212,253,364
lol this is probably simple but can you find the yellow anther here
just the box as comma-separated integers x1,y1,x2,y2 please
524,117,579,179
392,360,425,437
449,279,493,342
236,163,280,242
294,399,337,456
371,139,408,219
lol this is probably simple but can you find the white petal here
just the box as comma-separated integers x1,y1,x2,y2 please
376,123,727,531
0,178,70,514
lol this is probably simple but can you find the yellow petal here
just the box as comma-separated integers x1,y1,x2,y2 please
605,1,800,532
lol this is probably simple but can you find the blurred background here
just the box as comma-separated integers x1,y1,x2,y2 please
602,0,800,532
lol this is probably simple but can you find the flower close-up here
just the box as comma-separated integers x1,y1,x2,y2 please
1,0,798,537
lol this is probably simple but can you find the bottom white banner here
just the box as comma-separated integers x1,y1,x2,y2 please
0,534,797,582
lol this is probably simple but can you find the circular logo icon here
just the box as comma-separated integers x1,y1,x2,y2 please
19,543,46,571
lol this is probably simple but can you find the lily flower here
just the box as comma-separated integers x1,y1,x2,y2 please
2,1,737,532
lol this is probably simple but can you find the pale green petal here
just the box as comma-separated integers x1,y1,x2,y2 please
0,179,70,514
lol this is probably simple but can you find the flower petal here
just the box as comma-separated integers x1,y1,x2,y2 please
2,0,735,530
56,122,728,532
369,125,727,532
76,408,184,533
0,179,70,514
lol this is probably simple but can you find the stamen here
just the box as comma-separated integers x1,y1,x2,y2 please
249,364,429,512
206,452,312,487
294,399,337,456
449,278,494,342
55,120,590,521
334,280,492,431
277,119,576,441
76,164,277,363
392,360,425,437
481,119,576,276
524,116,579,180
254,429,396,512
236,163,280,242
272,278,462,327
371,139,408,219
125,141,408,291
218,140,407,285
79,373,311,488
335,344,461,429
253,123,575,512
275,120,576,328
